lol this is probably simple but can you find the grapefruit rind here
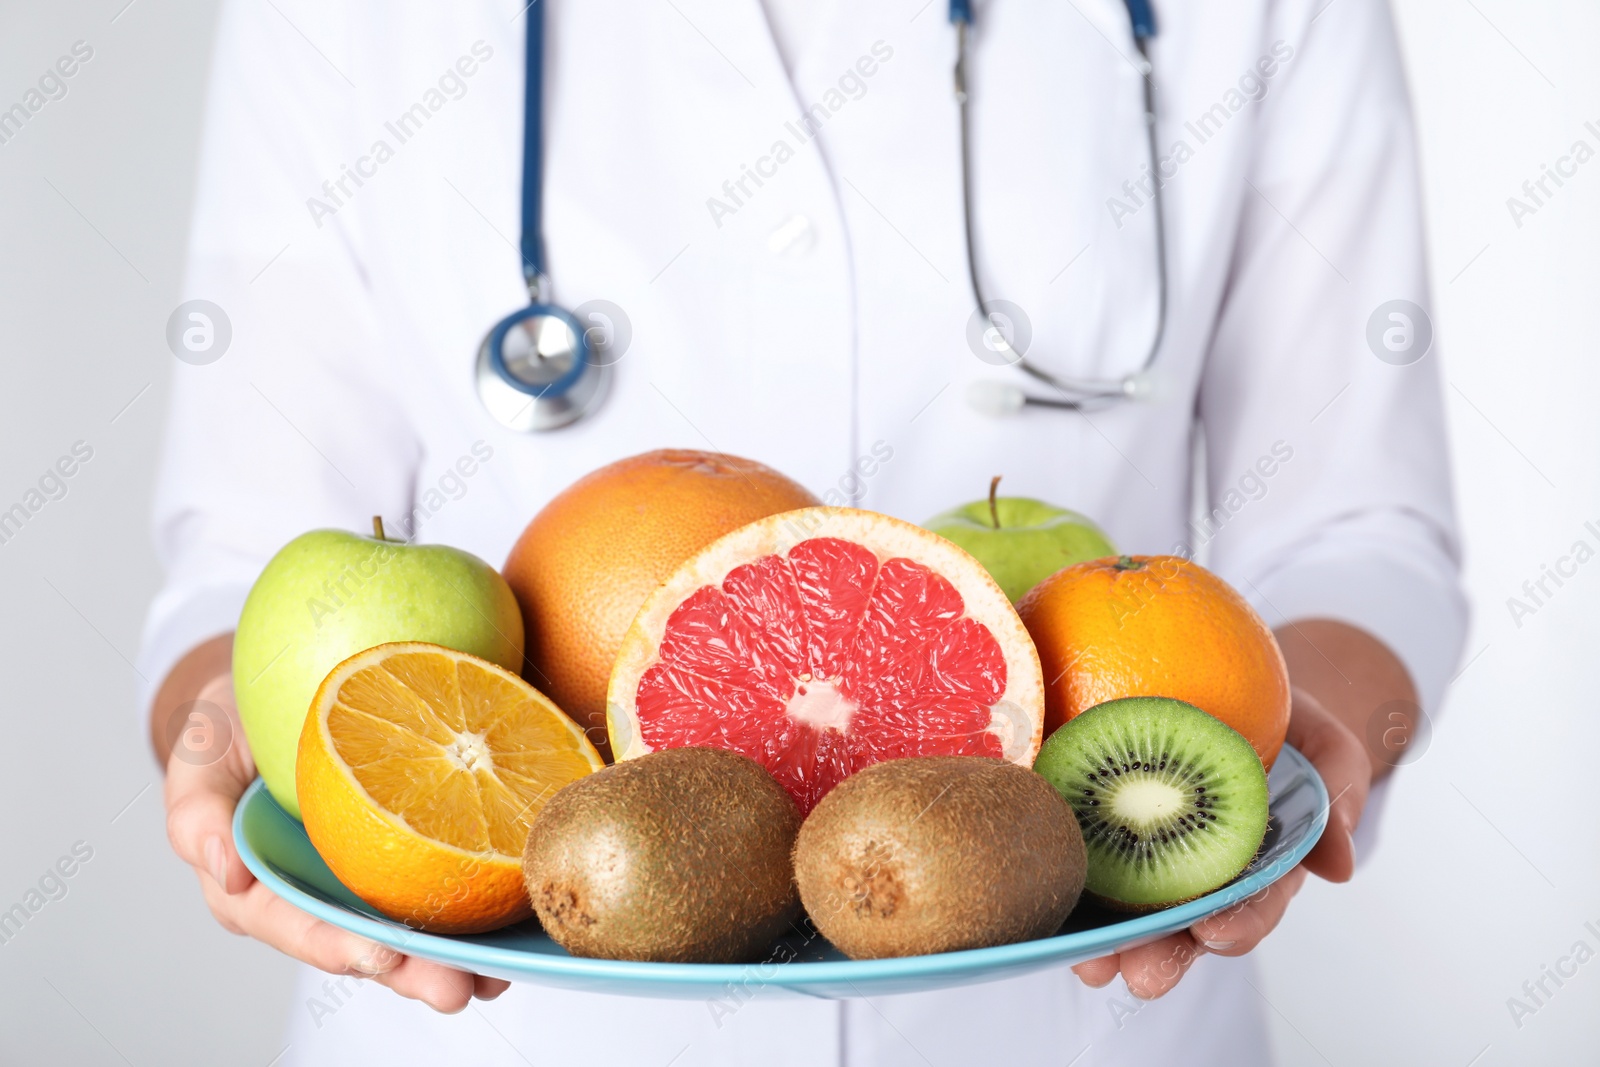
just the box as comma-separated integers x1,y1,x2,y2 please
606,507,1045,771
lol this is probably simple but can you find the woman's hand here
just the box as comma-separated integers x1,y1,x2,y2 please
162,671,510,1013
1070,687,1371,999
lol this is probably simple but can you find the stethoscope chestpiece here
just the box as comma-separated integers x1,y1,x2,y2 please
475,304,610,432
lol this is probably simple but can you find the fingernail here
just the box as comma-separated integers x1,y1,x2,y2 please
1125,978,1153,1001
204,836,227,892
350,945,399,976
1346,828,1357,858
1200,939,1236,952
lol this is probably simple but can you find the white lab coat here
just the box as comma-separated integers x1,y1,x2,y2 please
139,0,1466,1063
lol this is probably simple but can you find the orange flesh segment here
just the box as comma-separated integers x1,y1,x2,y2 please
326,652,595,856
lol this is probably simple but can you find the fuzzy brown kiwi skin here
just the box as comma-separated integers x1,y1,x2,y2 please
793,757,1087,960
522,747,802,963
1088,892,1199,916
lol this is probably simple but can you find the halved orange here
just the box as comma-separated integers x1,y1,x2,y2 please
297,642,603,934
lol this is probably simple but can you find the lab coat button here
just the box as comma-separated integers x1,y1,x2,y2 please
768,214,816,258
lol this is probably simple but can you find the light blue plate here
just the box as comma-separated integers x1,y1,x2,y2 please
234,745,1326,1000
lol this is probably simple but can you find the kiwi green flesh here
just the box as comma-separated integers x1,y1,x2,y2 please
1034,696,1269,910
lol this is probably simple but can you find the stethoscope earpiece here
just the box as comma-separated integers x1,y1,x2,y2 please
965,370,1158,417
1120,368,1158,401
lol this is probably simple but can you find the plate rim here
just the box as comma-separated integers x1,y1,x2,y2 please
234,744,1328,987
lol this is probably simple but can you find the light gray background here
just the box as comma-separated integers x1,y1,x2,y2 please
0,2,1595,1064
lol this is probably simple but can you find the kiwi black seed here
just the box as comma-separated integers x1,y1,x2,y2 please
1033,696,1270,911
793,756,1086,960
521,746,801,962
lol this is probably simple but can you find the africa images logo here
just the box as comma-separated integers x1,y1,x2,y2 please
1105,41,1294,229
166,300,232,365
705,41,895,228
0,441,93,547
0,842,94,946
0,40,94,148
304,41,495,228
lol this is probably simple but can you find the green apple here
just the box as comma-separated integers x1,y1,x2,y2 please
232,519,524,819
924,479,1116,603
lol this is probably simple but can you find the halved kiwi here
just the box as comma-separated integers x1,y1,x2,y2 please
1033,696,1270,911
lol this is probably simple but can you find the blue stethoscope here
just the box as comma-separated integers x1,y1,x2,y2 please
476,0,1168,430
958,0,1168,415
474,0,609,431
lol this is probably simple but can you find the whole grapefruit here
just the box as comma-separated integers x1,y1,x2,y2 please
1016,554,1290,768
504,450,818,756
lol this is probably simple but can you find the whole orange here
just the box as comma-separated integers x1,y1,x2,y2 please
503,450,818,758
1017,554,1290,768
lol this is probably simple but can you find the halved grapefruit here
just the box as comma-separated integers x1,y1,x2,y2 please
607,508,1045,813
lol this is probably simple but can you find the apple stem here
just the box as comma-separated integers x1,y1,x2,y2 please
373,516,387,541
988,476,1002,529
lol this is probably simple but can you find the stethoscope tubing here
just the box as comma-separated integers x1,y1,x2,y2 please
520,0,548,294
475,0,606,432
953,0,1169,411
479,0,1172,430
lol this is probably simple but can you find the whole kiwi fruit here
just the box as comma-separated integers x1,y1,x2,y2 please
522,746,801,962
794,756,1086,960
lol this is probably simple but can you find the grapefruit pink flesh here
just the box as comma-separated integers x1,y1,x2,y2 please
630,535,1015,813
